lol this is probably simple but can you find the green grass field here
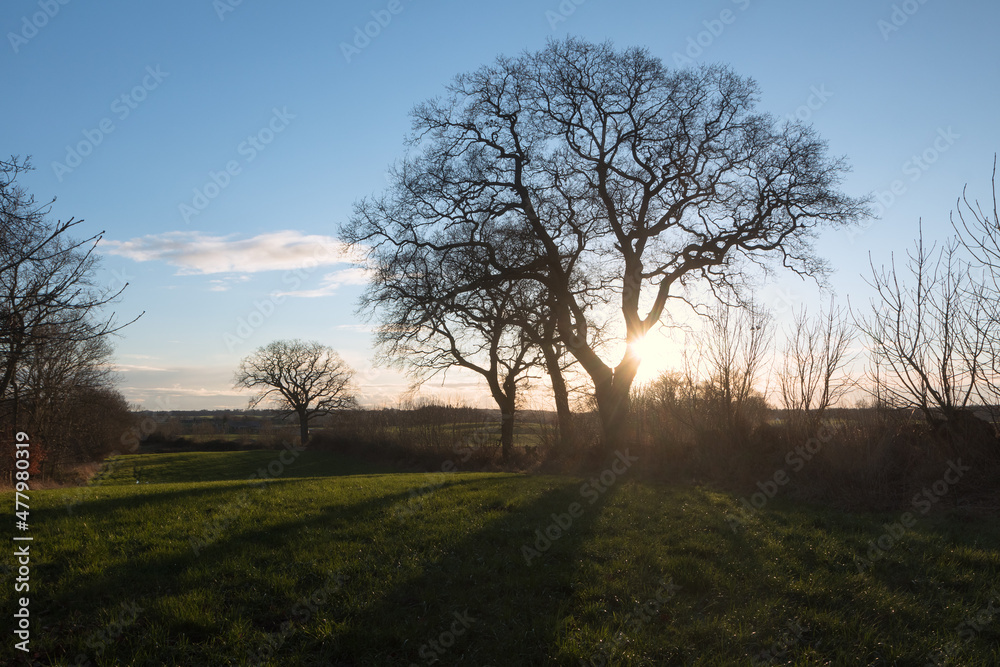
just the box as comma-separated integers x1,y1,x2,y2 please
372,420,550,448
4,450,999,665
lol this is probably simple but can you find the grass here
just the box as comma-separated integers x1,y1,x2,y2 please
372,420,550,448
2,449,999,665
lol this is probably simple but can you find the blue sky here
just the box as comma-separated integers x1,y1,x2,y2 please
3,0,998,410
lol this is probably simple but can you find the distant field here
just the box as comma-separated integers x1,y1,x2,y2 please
381,421,551,448
173,419,551,448
3,450,999,665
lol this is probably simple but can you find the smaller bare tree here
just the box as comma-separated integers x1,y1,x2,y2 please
778,300,855,422
858,227,987,432
952,157,1000,423
234,340,357,446
691,300,773,438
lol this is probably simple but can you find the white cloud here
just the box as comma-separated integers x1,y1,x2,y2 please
103,230,363,275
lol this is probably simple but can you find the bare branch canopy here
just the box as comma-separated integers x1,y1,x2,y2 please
342,38,870,454
233,339,357,445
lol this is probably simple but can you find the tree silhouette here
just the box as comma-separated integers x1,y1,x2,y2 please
234,340,357,446
1,155,139,433
344,38,868,455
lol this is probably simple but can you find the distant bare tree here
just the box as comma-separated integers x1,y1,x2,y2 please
778,300,855,422
234,340,357,446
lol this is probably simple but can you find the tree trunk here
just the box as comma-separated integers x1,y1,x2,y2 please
499,401,515,462
297,409,309,448
593,351,641,456
595,380,631,455
485,370,518,462
552,382,574,453
540,341,574,453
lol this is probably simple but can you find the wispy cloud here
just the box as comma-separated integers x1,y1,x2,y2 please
103,230,362,275
115,364,175,373
208,275,252,292
276,267,370,298
141,386,243,397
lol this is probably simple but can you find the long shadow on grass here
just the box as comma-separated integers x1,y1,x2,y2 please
37,476,486,663
319,475,621,665
710,495,1000,663
37,469,631,666
94,450,395,485
43,477,471,600
39,469,409,524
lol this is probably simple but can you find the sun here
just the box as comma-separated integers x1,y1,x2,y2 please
628,330,680,385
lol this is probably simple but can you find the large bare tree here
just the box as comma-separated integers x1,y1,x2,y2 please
234,340,357,446
343,39,868,455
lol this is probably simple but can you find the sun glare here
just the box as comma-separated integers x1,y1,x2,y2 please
628,331,679,385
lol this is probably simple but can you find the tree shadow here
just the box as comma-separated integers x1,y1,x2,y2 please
315,475,622,665
33,471,624,665
95,450,395,485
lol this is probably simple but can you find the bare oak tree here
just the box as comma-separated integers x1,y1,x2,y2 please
342,38,868,455
234,340,357,446
361,233,540,460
